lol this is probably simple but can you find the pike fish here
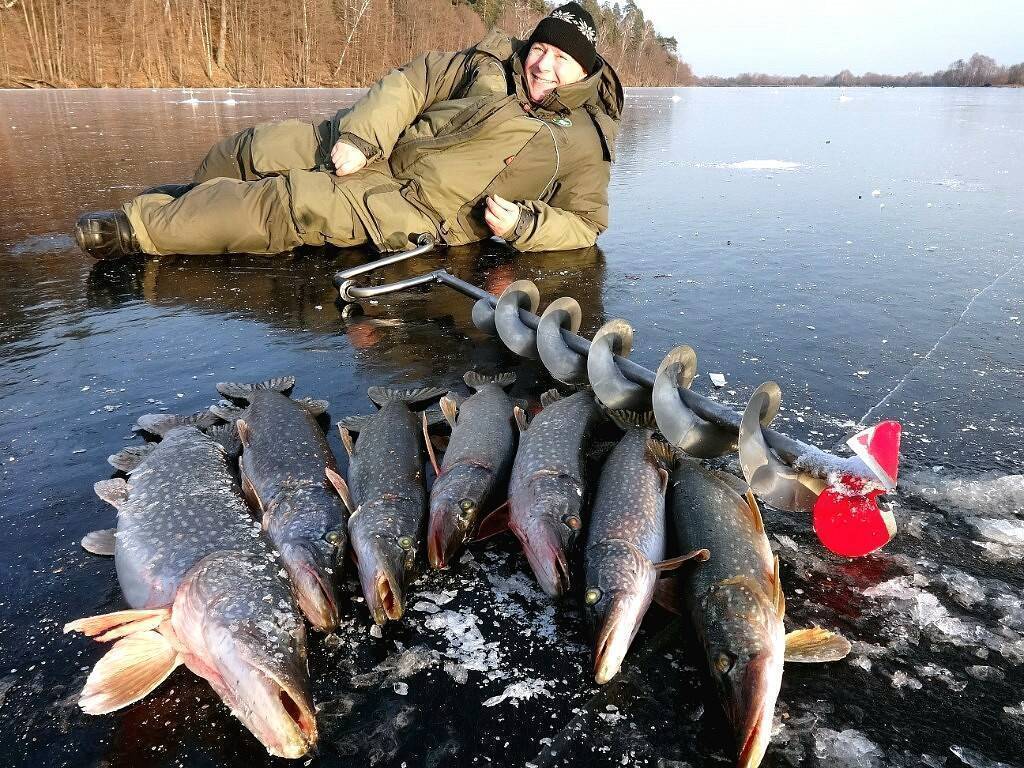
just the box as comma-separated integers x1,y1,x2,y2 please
502,389,602,597
215,379,345,632
66,426,317,758
336,386,445,624
427,371,518,569
583,425,707,684
670,461,850,768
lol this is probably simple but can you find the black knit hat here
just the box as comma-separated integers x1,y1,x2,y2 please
527,2,599,75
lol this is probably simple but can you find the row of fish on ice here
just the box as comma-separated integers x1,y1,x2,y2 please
65,372,851,767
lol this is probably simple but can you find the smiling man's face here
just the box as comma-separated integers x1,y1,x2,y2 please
524,42,588,103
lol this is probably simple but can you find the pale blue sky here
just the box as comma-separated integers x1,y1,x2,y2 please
636,1,1024,77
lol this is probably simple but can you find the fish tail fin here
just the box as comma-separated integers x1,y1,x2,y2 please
338,414,373,434
645,436,683,469
81,529,117,556
106,444,156,474
367,385,446,407
208,403,246,422
64,607,171,642
94,479,129,509
295,397,329,416
77,630,181,715
216,376,295,401
463,371,516,391
207,422,242,460
784,627,852,663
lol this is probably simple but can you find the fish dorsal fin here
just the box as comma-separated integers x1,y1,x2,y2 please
295,397,329,416
440,395,460,429
217,376,295,401
539,388,563,408
107,444,157,474
236,419,252,450
339,425,355,457
76,630,181,715
324,467,355,514
208,402,246,422
784,627,852,663
94,479,129,510
338,414,373,433
367,385,446,407
514,405,529,433
745,489,765,535
657,467,670,496
771,554,785,619
464,371,516,390
81,528,117,556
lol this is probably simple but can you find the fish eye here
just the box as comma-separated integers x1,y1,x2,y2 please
584,587,602,606
562,513,581,531
398,535,414,550
714,652,736,674
324,529,344,546
458,499,476,517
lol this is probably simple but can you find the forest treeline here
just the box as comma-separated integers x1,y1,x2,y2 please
699,53,1024,87
0,0,692,88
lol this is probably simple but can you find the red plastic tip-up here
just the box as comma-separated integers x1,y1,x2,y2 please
812,422,902,558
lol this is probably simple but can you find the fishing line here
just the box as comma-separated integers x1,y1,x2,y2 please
859,254,1023,425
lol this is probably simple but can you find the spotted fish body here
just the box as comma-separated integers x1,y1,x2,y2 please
428,372,518,568
583,428,668,683
236,389,347,631
69,426,317,758
670,461,783,768
508,390,602,597
345,398,428,624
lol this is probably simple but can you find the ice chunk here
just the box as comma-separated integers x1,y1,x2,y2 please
966,665,1005,682
481,679,552,707
967,517,1024,547
813,728,884,767
939,568,987,609
871,189,881,197
724,159,801,171
889,670,922,690
949,745,1016,768
709,372,726,387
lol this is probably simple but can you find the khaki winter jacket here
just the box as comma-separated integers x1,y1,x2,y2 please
333,29,624,251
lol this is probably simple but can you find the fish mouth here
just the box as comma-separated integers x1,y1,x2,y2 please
217,659,318,758
734,654,780,768
592,588,651,684
280,542,339,632
427,510,458,570
372,571,403,623
520,532,571,597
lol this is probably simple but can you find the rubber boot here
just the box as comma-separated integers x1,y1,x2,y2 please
140,182,197,198
74,210,142,260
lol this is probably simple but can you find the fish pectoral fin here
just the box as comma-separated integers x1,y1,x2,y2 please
77,630,182,715
657,467,670,496
64,608,171,642
94,479,129,509
325,467,355,514
771,554,785,619
339,426,355,457
236,418,251,450
651,577,682,614
439,395,460,429
107,444,156,474
240,472,264,516
784,627,852,663
653,548,710,572
514,405,529,433
470,503,511,543
745,490,766,535
81,528,117,557
422,412,442,477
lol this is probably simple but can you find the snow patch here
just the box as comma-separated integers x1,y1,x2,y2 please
481,678,553,707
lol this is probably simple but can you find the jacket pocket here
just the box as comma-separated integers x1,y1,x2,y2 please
250,119,320,175
363,184,440,252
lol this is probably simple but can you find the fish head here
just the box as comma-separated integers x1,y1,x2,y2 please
512,474,584,597
350,504,419,624
427,464,494,568
702,578,785,768
583,540,658,684
173,559,317,758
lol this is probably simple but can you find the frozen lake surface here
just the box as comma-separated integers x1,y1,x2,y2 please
0,86,1022,767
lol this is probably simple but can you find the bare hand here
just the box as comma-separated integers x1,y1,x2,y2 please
484,195,520,238
331,140,367,176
